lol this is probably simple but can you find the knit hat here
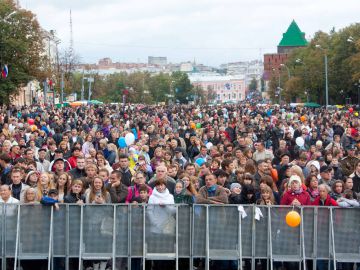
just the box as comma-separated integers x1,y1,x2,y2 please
288,175,302,187
230,183,242,191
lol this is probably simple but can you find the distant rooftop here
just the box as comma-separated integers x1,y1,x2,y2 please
278,20,308,47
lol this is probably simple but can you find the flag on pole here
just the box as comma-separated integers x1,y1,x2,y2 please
1,65,8,78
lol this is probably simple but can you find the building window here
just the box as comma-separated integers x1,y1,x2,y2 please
228,94,231,100
217,94,220,100
232,93,236,99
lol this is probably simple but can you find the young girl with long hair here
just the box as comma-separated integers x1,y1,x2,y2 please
85,176,111,204
55,172,71,203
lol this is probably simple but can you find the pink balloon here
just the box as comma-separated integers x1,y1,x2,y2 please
27,119,35,125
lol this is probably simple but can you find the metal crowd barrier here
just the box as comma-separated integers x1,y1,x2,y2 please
1,204,360,270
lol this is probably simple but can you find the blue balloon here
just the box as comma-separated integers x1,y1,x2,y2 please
195,158,205,167
118,137,127,148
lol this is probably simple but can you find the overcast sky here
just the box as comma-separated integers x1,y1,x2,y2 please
20,0,360,66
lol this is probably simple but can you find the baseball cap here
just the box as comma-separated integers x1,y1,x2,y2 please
320,165,332,173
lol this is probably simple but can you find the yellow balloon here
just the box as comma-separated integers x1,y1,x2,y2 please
286,210,301,227
355,112,359,117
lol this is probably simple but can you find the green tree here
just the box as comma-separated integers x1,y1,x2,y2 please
248,78,257,91
0,0,48,104
171,71,194,103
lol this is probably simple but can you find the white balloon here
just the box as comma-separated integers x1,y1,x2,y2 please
206,142,213,150
295,137,305,147
125,133,135,146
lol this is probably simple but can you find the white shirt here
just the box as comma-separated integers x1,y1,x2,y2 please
0,196,20,204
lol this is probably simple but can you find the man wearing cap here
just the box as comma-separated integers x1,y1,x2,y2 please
38,148,50,172
53,158,66,176
340,145,359,176
319,165,335,187
173,148,187,169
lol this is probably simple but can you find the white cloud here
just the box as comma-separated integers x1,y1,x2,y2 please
20,0,360,66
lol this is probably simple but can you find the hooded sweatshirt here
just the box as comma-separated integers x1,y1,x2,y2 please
148,188,176,234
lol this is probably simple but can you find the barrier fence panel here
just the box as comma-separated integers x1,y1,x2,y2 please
52,205,66,257
115,205,129,257
1,204,360,270
177,205,191,258
302,207,315,260
333,208,360,262
192,205,206,257
68,205,81,257
316,207,331,260
270,207,301,261
255,206,268,258
5,204,18,257
19,205,51,259
208,205,239,259
82,205,113,259
130,204,144,257
145,204,176,258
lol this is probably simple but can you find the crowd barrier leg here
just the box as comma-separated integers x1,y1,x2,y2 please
112,205,116,270
128,205,132,270
300,208,306,270
78,205,83,270
238,205,243,270
330,208,337,270
14,205,20,270
48,206,54,270
313,208,318,270
1,204,5,270
175,205,179,270
65,204,70,270
268,207,273,270
190,205,194,270
142,204,146,270
205,205,209,270
252,206,256,270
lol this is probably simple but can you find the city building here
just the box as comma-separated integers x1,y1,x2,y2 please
148,56,167,66
221,60,264,92
190,74,246,103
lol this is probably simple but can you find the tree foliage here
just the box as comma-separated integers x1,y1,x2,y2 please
0,0,48,104
76,71,195,104
269,23,360,104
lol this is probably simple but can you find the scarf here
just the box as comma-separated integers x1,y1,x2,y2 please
207,185,217,197
293,187,303,195
309,188,319,198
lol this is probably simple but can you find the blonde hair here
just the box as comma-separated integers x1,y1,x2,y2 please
37,172,55,200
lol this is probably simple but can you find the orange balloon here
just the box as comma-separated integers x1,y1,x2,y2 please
286,210,301,227
190,122,196,129
300,116,306,122
31,125,37,132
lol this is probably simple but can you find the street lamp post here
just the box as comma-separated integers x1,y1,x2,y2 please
272,68,281,104
315,45,329,107
355,81,360,105
280,64,291,79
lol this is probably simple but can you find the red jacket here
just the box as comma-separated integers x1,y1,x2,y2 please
68,156,77,169
281,189,311,206
311,194,338,206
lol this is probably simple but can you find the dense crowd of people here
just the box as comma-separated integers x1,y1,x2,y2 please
0,102,359,270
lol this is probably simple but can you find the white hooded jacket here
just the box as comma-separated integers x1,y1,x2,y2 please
147,188,176,234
